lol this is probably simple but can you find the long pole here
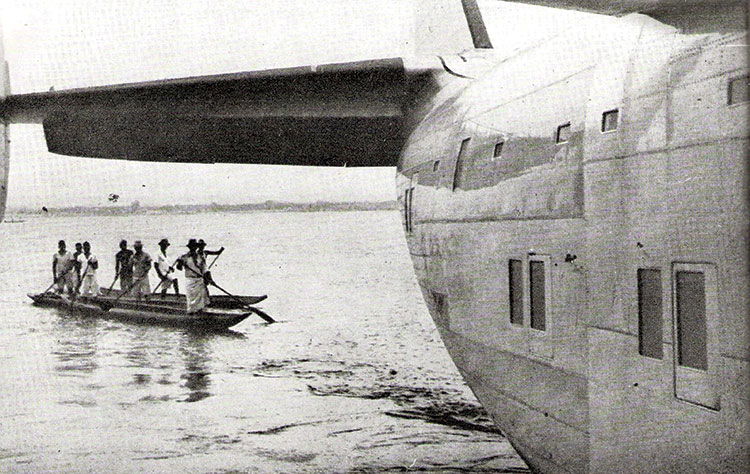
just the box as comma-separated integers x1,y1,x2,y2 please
207,280,275,323
181,255,274,323
106,268,121,295
98,273,148,311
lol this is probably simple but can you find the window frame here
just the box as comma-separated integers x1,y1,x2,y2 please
555,122,571,144
493,140,505,160
508,259,524,326
601,108,620,133
637,268,663,360
674,269,709,371
528,256,550,331
452,138,471,191
727,75,749,106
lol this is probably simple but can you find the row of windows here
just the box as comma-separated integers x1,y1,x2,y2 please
430,76,747,178
503,260,711,372
436,109,620,181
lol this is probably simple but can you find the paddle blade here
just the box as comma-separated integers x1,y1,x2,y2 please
248,306,275,324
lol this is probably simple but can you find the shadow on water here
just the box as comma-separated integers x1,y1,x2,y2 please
251,358,503,435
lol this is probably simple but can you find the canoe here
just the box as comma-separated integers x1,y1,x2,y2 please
28,291,252,330
98,287,267,309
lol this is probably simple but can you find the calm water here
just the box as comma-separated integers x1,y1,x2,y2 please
0,210,526,472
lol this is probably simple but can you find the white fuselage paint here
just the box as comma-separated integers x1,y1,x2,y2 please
397,12,748,473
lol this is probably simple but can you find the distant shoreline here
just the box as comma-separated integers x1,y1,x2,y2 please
8,200,398,217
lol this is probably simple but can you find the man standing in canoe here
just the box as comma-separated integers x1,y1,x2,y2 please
130,240,152,300
175,239,208,313
154,238,179,296
77,241,100,296
114,239,134,292
52,240,77,295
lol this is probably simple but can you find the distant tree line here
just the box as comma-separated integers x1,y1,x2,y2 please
11,200,398,216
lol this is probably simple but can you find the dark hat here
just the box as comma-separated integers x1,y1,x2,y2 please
197,239,206,247
186,238,199,249
158,238,170,246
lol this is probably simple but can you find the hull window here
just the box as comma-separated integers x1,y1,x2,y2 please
529,260,546,330
404,187,414,233
431,291,449,328
452,138,471,191
637,269,663,359
555,123,571,144
675,271,707,370
601,109,619,132
493,141,504,159
433,160,440,172
508,259,523,325
728,75,749,105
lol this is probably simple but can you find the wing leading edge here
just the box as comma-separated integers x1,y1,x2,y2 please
1,58,434,167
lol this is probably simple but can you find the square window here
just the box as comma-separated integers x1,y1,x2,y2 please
556,123,571,144
493,141,504,158
728,76,749,105
601,109,619,132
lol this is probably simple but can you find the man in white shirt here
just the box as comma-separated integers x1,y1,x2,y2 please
77,241,100,296
154,238,179,296
52,240,77,295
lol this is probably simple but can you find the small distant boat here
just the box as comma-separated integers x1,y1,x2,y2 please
28,291,260,330
2,218,25,223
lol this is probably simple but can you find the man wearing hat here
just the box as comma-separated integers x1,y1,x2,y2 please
154,238,179,296
175,239,209,313
130,240,152,300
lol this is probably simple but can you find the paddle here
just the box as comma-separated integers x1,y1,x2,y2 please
41,272,68,295
205,279,275,324
105,268,121,295
206,247,224,270
97,273,148,311
181,255,274,323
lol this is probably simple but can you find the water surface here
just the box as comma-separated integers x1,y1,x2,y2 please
0,210,526,472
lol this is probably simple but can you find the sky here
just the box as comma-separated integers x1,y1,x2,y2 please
1,0,596,209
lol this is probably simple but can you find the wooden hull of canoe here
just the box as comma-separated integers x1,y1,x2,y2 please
99,287,267,308
28,293,250,330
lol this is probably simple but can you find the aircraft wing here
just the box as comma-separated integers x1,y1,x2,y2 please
499,0,745,15
1,58,433,167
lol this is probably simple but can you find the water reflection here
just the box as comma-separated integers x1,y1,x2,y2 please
179,333,212,402
52,313,100,376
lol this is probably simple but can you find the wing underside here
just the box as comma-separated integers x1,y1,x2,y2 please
1,58,432,167
498,0,745,15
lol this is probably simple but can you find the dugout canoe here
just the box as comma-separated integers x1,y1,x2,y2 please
28,292,252,329
99,287,267,309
